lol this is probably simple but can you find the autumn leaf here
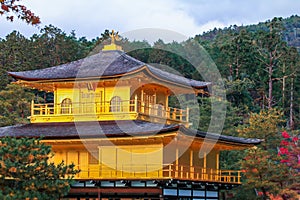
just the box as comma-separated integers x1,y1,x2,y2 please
28,154,34,162
1,1,41,25
1,4,9,12
9,166,17,173
31,16,40,25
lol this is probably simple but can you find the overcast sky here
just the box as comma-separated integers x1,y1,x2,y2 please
1,0,299,41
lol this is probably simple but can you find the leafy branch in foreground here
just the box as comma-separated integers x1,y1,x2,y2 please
0,0,40,25
0,137,79,199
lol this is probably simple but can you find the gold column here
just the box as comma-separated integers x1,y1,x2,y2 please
141,89,144,113
203,152,207,179
216,152,219,170
216,151,220,182
175,145,179,178
190,149,194,179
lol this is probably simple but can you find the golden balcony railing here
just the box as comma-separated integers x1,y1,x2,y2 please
30,100,189,124
73,164,241,184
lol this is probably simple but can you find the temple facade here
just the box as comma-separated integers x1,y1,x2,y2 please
0,33,260,200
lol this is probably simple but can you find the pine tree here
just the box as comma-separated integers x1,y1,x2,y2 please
0,137,79,199
236,109,299,199
0,84,36,126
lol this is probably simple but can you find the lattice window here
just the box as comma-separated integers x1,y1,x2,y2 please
61,98,72,114
110,96,122,112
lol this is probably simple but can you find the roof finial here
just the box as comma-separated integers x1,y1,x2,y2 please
102,30,123,51
109,30,120,45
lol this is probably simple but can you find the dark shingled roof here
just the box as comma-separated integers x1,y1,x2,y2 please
0,121,178,139
180,126,261,145
0,121,261,145
8,50,210,89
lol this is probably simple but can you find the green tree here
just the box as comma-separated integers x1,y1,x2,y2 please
242,147,295,200
225,78,255,110
0,137,79,199
238,109,284,149
218,29,256,80
0,26,95,90
31,25,93,68
234,109,299,200
277,46,300,130
254,17,287,109
0,31,33,88
0,84,36,126
123,39,152,62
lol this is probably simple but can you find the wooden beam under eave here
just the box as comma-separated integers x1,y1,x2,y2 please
43,133,175,146
12,81,54,92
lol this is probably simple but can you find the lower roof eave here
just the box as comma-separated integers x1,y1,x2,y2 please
0,121,261,147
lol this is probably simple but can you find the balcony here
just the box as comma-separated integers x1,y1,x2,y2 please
29,100,189,125
74,164,241,184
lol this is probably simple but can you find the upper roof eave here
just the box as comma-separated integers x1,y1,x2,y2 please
8,50,210,90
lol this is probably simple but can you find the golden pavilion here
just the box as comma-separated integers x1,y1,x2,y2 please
0,33,260,200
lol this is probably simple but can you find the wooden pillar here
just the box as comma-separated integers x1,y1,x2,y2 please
103,84,106,112
78,87,82,114
179,109,183,121
54,86,58,114
165,93,169,108
203,152,207,179
141,89,144,101
186,107,189,123
141,89,144,113
134,94,138,112
190,149,194,179
216,152,219,170
165,94,169,118
190,149,193,167
216,151,220,182
173,108,177,120
31,100,34,116
175,145,179,178
153,91,157,115
203,152,207,168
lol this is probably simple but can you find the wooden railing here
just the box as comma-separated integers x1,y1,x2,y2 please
137,102,189,122
30,100,189,123
31,100,136,115
73,164,241,184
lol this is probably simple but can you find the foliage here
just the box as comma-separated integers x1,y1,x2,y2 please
224,78,255,109
238,130,300,200
238,109,284,149
254,17,287,108
242,148,294,200
0,84,35,126
0,137,79,199
0,14,298,199
0,0,40,25
277,131,300,195
233,110,299,200
0,26,94,89
197,96,244,135
195,16,300,129
197,15,300,50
